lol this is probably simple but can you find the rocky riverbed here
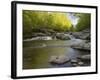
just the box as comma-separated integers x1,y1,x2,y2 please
49,54,90,66
24,28,90,51
24,28,90,40
23,28,91,69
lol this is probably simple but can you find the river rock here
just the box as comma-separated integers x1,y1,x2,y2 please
72,28,90,40
36,28,56,35
77,55,91,61
56,33,71,40
71,59,78,64
72,32,90,40
37,36,52,40
72,32,82,39
71,41,90,51
70,39,86,46
23,36,52,41
82,28,90,33
71,59,84,66
72,63,78,67
78,62,84,66
49,55,70,64
32,33,47,37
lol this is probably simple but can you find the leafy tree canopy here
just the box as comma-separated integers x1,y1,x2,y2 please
75,13,91,31
23,10,72,32
23,10,91,38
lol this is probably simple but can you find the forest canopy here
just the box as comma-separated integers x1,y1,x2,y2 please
23,10,91,39
75,13,91,31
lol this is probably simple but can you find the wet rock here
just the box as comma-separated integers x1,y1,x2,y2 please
84,33,90,40
37,36,52,40
72,28,90,40
72,32,82,39
71,41,84,47
32,33,47,37
56,33,71,40
82,28,90,33
71,59,84,66
72,32,90,40
78,62,84,66
36,28,56,35
71,41,90,51
84,42,90,49
49,55,70,64
77,55,91,61
71,59,78,64
23,36,52,41
72,63,78,67
70,39,86,46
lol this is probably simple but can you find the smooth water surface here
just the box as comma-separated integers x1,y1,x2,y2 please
23,40,90,69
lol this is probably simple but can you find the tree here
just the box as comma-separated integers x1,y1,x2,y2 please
23,10,73,38
75,13,91,31
23,12,33,39
69,24,75,32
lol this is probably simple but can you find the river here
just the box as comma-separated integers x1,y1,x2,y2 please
23,40,90,69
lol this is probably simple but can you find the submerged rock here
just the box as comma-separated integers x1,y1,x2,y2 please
49,55,70,64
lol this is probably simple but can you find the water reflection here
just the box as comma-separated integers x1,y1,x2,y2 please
23,40,90,69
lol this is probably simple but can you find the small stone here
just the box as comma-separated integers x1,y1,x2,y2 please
78,62,84,66
71,59,78,64
77,55,90,61
72,63,78,67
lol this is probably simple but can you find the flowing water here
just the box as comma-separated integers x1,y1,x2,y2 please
23,40,90,69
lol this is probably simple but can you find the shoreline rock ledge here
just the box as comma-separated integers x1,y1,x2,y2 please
71,42,90,51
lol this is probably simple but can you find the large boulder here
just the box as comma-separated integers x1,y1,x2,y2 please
70,39,86,46
56,33,71,40
72,28,90,40
71,42,90,51
49,55,70,64
72,32,82,39
72,32,90,40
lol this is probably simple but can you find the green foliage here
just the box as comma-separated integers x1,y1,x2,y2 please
23,10,72,38
75,13,91,31
69,25,75,32
23,12,33,39
47,13,72,31
23,10,91,39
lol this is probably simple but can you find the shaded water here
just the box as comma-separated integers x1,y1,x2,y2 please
23,40,90,69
